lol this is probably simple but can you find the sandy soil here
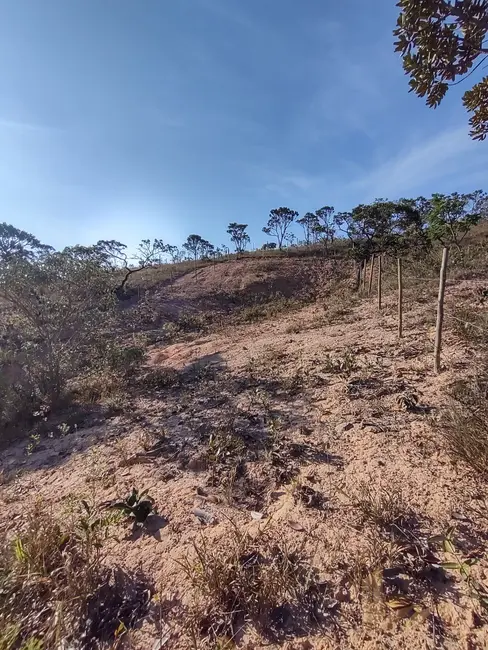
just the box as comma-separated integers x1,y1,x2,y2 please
1,271,488,650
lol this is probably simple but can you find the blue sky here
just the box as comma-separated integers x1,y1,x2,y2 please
1,0,487,252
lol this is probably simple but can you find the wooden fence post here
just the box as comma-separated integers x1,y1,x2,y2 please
362,259,367,292
368,255,375,296
434,247,449,373
397,258,403,338
377,254,382,310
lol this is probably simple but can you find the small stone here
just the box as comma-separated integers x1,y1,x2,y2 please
192,508,215,525
335,422,354,434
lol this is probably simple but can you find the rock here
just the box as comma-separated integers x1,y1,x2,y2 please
192,508,215,525
335,422,354,434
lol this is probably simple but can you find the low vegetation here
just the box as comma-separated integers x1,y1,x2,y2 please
0,500,152,650
438,367,488,478
179,526,334,643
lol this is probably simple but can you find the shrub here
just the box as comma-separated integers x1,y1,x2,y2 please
0,251,119,425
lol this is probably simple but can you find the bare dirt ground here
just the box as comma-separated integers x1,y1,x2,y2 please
2,265,488,649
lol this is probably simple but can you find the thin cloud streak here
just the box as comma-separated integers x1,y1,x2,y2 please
350,125,487,200
0,118,56,133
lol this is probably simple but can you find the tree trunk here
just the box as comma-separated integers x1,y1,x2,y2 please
115,267,136,299
434,247,449,373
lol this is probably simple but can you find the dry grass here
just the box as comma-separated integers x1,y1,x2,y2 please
449,305,488,345
179,526,335,643
348,482,410,531
438,369,488,478
0,500,152,650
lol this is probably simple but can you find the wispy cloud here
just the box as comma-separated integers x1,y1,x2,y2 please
351,125,488,199
0,118,54,133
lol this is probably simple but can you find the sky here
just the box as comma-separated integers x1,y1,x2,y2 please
1,0,488,253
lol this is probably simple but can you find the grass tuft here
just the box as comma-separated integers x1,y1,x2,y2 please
438,369,488,478
179,527,335,642
0,501,152,649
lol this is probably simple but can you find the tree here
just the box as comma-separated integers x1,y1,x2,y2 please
262,207,298,250
335,199,424,261
227,222,250,254
426,191,486,248
63,239,167,297
200,240,215,260
0,223,53,264
315,206,336,247
297,213,320,245
394,0,488,140
262,242,277,250
166,245,184,264
183,234,213,261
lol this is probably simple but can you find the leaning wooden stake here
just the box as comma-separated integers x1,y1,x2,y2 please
355,260,361,291
377,254,382,310
368,255,375,296
434,247,449,373
397,258,403,338
362,259,367,292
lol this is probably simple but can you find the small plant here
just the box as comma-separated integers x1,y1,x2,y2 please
175,312,208,333
285,323,301,334
449,306,488,345
207,430,245,465
322,349,358,375
431,527,488,612
25,433,41,456
141,366,180,390
110,488,155,525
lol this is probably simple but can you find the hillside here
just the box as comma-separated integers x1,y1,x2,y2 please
2,241,488,649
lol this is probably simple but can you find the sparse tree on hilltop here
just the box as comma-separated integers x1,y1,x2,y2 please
262,207,298,250
297,213,320,246
166,244,184,264
335,200,424,261
63,238,167,297
315,206,336,248
426,191,487,249
394,0,488,140
183,234,205,262
227,222,250,254
183,234,214,261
